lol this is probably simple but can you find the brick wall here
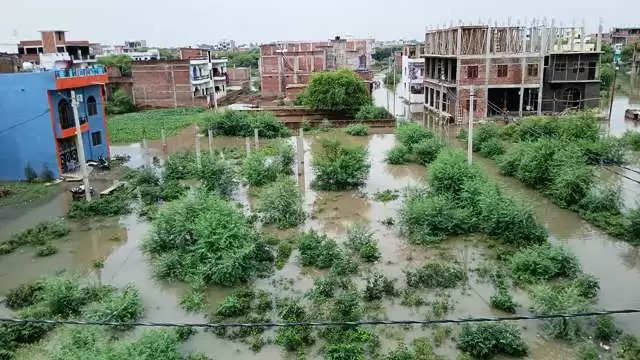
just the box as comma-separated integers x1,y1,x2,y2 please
132,61,208,108
180,48,208,60
457,88,487,121
227,67,250,87
458,59,485,86
41,32,56,53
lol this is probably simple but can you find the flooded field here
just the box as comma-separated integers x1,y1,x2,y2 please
1,117,640,359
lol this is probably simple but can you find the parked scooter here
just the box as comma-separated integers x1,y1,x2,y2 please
70,184,95,200
87,155,110,170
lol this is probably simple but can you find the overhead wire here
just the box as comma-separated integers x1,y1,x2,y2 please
0,109,50,136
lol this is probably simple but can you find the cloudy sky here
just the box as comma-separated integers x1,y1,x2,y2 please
2,0,638,46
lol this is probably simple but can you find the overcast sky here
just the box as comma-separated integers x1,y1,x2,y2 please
2,0,638,47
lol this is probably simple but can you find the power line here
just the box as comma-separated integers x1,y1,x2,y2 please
1,309,639,329
0,109,50,137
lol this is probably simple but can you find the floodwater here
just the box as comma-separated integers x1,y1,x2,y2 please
603,73,640,136
1,122,639,359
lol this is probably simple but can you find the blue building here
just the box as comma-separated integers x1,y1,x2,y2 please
0,66,110,181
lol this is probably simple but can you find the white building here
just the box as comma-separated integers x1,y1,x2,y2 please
189,57,228,105
400,44,425,104
100,40,160,61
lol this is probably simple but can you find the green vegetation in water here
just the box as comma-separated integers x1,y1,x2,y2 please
297,68,371,117
311,139,370,191
383,337,445,359
297,231,342,269
401,149,547,247
363,272,397,301
108,107,205,143
622,130,640,151
275,299,314,352
373,189,399,202
344,123,370,136
355,105,391,120
508,244,581,284
257,177,305,229
145,191,274,287
200,110,291,138
413,137,446,165
0,276,144,358
457,323,528,359
345,224,380,262
35,244,58,257
67,192,131,219
395,122,432,151
406,262,466,289
386,144,410,164
1,219,70,255
0,182,59,208
242,141,294,186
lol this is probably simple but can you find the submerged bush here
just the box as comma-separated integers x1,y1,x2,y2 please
413,137,445,165
275,299,313,351
509,245,581,283
580,137,626,165
67,193,131,219
2,219,70,255
428,149,482,196
311,139,370,191
84,285,143,328
578,185,621,215
626,207,640,244
345,224,380,262
344,123,370,136
623,130,640,151
472,124,501,152
145,192,273,286
478,137,505,159
202,110,291,138
395,122,432,150
531,282,593,340
458,323,528,359
406,262,465,288
401,189,471,242
164,151,199,181
5,282,43,309
199,156,237,198
298,231,342,269
257,177,305,229
355,104,391,120
386,143,409,164
242,141,294,186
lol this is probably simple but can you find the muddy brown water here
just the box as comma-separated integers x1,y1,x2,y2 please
1,124,639,359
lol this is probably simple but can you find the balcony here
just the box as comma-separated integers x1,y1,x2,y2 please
55,65,108,90
192,74,211,83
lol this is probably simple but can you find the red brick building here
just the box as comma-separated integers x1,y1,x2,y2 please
260,37,374,98
18,30,95,67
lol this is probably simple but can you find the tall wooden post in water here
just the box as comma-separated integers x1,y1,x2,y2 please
195,124,202,169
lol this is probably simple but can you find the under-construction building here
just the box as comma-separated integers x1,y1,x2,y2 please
422,22,602,122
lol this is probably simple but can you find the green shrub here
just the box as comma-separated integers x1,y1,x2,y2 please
106,88,136,114
546,147,593,207
578,185,621,215
472,124,500,152
572,274,600,299
322,327,379,360
626,207,640,244
513,139,561,188
458,323,528,359
428,149,482,196
344,123,370,136
275,299,313,351
406,262,465,288
164,151,199,181
456,128,468,140
578,343,600,360
373,189,399,202
594,315,618,342
24,164,38,182
530,283,592,340
413,137,445,165
243,141,295,186
400,189,471,242
580,137,626,165
199,156,237,198
329,256,359,277
311,139,370,191
395,122,432,150
299,69,371,116
478,138,505,159
298,231,342,269
363,272,396,301
355,105,391,120
145,193,273,286
619,334,640,360
257,177,305,229
331,291,362,321
0,306,54,353
67,193,131,219
623,130,640,151
36,244,57,257
215,291,253,318
201,110,290,138
490,289,517,313
3,219,70,255
386,144,409,164
5,282,43,309
509,245,581,283
85,285,143,328
384,338,444,360
345,224,379,262
359,242,380,262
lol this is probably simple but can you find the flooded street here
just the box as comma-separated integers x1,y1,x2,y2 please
1,111,640,359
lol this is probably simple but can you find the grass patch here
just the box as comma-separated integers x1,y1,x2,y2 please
201,109,291,138
311,139,370,191
145,192,273,286
108,107,205,143
373,189,399,202
257,177,305,229
383,337,444,359
458,323,528,359
509,244,581,284
67,192,131,219
0,182,59,208
1,219,70,255
242,140,294,186
406,262,465,288
298,231,341,269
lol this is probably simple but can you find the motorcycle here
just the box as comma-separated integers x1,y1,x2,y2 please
87,155,110,170
70,184,95,200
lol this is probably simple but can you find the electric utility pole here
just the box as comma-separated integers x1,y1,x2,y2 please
607,62,619,123
468,88,475,165
70,89,91,201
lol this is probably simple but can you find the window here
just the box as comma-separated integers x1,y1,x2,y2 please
465,99,478,111
527,64,539,77
56,46,65,53
91,131,102,146
497,65,508,77
554,61,566,72
467,65,478,79
56,31,64,41
58,99,73,129
87,96,97,116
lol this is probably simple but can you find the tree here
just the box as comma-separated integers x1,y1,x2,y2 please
372,45,403,62
299,69,371,116
600,63,615,91
621,44,635,63
97,55,132,76
159,48,178,60
601,43,614,64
